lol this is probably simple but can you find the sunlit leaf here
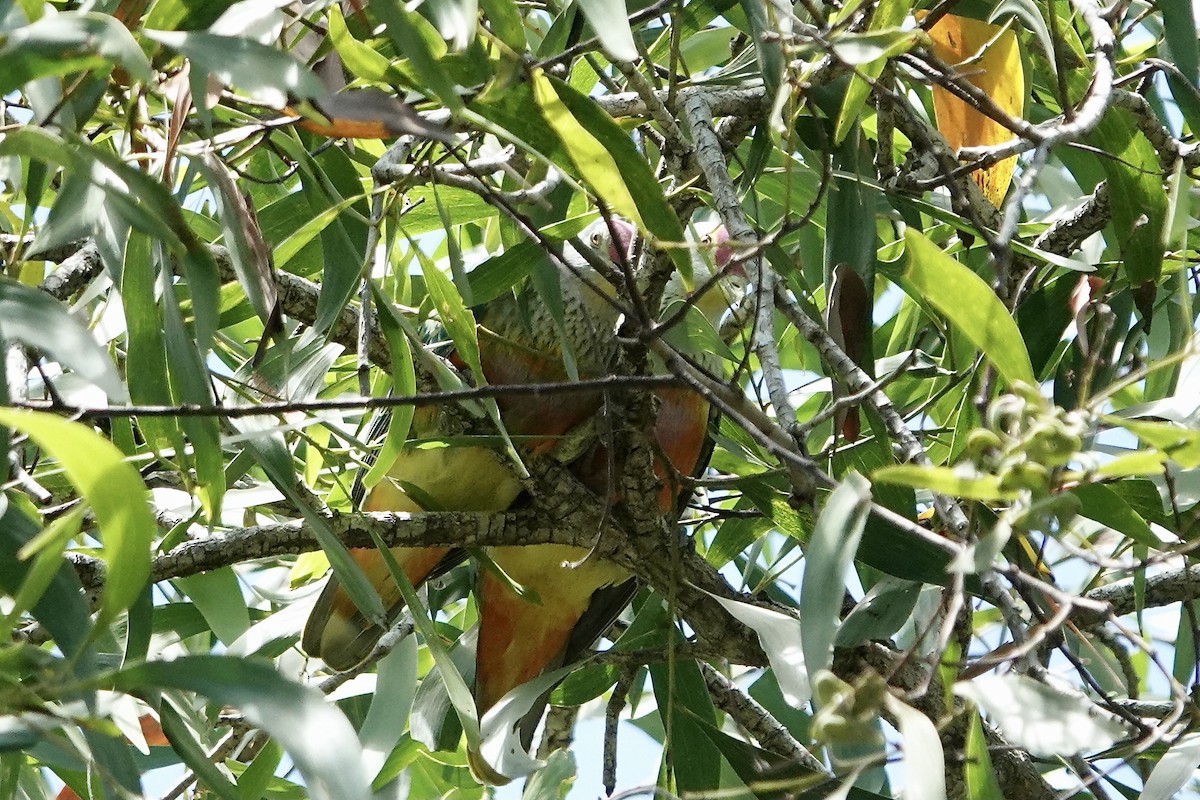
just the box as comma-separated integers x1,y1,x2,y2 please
884,694,946,800
1142,731,1200,800
801,473,872,677
0,409,154,631
873,464,1018,501
954,674,1130,757
114,656,372,800
706,592,810,705
903,229,1035,387
922,13,1023,206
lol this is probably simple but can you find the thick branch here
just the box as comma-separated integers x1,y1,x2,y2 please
1074,564,1200,627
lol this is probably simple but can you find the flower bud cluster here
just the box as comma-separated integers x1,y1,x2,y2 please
964,383,1088,497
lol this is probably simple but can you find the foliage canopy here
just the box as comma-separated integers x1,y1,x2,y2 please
3,0,1200,798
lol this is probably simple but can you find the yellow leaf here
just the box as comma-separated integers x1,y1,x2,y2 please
921,13,1024,206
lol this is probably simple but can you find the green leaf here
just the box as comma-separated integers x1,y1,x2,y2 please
327,4,395,82
1107,417,1200,468
872,464,1019,501
533,73,690,272
836,576,921,647
0,278,125,399
1084,108,1167,287
477,0,526,52
373,0,464,111
0,409,154,632
954,674,1129,757
964,709,1005,800
143,29,324,107
422,0,480,51
1069,483,1159,550
121,233,183,455
575,0,637,61
6,506,85,630
236,419,387,627
649,660,722,792
362,286,418,493
114,656,372,800
903,229,1035,387
0,497,93,666
834,0,908,143
883,694,947,800
237,739,284,800
706,592,809,705
174,570,252,645
417,248,526,477
801,473,872,677
160,265,225,521
1142,731,1200,800
368,542,480,755
1160,0,1200,136
737,0,784,111
158,701,242,800
520,749,576,800
0,11,152,95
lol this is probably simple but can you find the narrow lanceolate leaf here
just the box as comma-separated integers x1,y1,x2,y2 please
538,73,689,272
884,694,947,800
0,500,93,666
237,418,387,628
904,229,1035,387
114,656,371,800
873,464,1019,501
362,284,417,492
1142,731,1200,800
0,279,124,400
922,13,1023,206
1107,417,1200,468
964,709,1005,800
142,29,324,108
801,473,872,677
1160,0,1200,134
706,592,810,705
954,674,1130,757
834,0,909,144
416,250,527,478
0,410,154,631
372,0,463,112
531,70,639,225
574,0,637,61
0,11,152,95
1085,107,1167,287
199,153,276,326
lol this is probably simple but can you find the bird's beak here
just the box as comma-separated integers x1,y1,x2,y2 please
606,219,636,264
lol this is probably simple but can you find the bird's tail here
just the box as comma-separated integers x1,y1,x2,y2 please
302,544,459,671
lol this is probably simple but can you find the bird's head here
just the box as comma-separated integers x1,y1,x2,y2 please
662,224,747,321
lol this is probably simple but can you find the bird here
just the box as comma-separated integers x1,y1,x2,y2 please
467,228,741,782
303,219,741,784
302,217,636,671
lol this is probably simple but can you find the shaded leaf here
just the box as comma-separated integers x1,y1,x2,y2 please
143,29,323,108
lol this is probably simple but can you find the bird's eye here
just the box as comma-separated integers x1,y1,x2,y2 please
590,231,604,247
701,234,713,245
